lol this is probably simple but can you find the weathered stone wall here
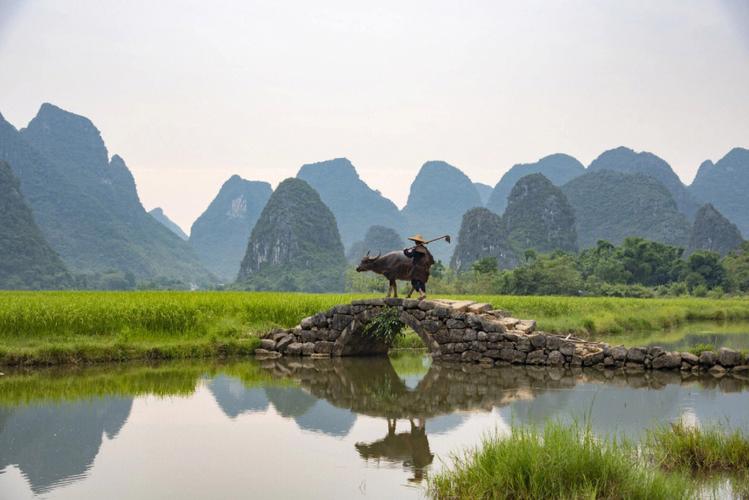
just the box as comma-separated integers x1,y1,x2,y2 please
255,298,749,375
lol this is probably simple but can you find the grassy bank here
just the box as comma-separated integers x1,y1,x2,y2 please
430,422,749,499
2,291,749,366
429,422,691,499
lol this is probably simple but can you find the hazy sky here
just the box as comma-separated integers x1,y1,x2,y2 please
1,0,748,232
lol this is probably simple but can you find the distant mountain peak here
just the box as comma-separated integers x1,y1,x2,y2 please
149,207,188,241
297,158,403,248
486,153,584,215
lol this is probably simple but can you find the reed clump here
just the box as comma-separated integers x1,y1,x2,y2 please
429,422,692,499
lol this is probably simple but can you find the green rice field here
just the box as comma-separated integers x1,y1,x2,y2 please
2,291,749,366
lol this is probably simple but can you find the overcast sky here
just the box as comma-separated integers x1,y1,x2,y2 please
1,0,748,232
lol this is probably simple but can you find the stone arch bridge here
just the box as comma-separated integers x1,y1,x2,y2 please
256,298,748,373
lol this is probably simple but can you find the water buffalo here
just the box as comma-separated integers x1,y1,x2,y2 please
356,250,415,298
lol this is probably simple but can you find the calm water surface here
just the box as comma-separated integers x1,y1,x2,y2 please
1,344,749,499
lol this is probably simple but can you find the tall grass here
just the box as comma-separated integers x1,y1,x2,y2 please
429,422,692,499
648,423,749,474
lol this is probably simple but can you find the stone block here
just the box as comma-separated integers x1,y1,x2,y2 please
559,343,575,357
331,314,353,331
527,350,547,365
254,348,282,358
502,332,519,342
431,307,450,318
512,350,527,364
718,348,742,367
545,335,561,351
499,317,519,329
626,347,646,363
333,304,353,315
681,352,699,365
648,346,665,358
582,351,604,366
498,348,516,362
301,342,315,355
402,299,420,309
529,334,546,349
423,320,441,333
300,317,314,329
446,318,466,329
516,338,532,352
467,303,492,313
259,339,276,350
516,320,536,334
286,342,303,356
652,352,681,369
461,350,481,362
384,298,403,307
699,351,717,366
609,346,627,361
276,335,293,352
464,329,477,341
548,350,564,365
411,310,426,320
453,342,468,352
485,349,501,359
310,353,331,359
315,341,335,354
311,313,328,328
449,329,465,342
417,300,436,311
477,331,488,341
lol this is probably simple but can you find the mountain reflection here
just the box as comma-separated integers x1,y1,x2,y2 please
0,398,132,494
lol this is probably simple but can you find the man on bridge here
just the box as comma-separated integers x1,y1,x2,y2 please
403,234,435,301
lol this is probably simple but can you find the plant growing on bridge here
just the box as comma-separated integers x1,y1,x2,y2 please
361,307,405,345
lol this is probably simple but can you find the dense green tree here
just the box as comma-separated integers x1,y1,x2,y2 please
685,251,726,289
723,242,749,292
502,254,583,296
617,238,684,286
472,257,499,275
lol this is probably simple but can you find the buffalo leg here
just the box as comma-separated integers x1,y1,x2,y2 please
406,286,415,298
391,280,398,298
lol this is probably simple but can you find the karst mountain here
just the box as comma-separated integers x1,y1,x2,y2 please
190,175,272,282
562,170,691,248
687,204,744,256
0,160,72,289
401,161,483,263
0,103,213,285
450,208,516,272
296,158,404,250
503,173,578,255
587,146,700,219
486,153,585,215
237,178,346,291
690,148,749,237
149,208,188,240
346,225,405,264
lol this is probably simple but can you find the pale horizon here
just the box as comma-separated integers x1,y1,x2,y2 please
1,0,748,231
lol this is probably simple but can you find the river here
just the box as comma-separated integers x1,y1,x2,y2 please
1,328,749,499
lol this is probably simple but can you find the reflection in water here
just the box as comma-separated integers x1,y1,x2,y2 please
208,375,268,418
0,354,748,497
0,398,132,494
356,418,433,483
